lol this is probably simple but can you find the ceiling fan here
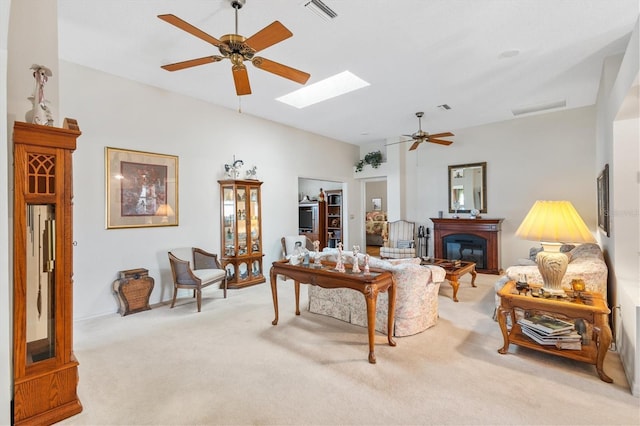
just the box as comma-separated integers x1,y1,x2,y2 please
391,112,454,151
158,0,310,96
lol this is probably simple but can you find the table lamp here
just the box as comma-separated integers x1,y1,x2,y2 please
155,203,175,223
515,200,596,296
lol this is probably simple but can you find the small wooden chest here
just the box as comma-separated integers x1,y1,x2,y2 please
113,268,154,316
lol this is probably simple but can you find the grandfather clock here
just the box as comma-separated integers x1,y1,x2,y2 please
12,120,82,425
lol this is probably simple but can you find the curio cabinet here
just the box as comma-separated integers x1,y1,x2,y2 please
219,179,265,288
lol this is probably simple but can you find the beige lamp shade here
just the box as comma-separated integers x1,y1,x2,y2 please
515,200,596,244
155,204,175,219
515,200,595,295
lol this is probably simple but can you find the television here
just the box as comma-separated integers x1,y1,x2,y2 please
299,207,314,230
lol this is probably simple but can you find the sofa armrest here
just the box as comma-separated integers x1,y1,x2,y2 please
422,264,446,283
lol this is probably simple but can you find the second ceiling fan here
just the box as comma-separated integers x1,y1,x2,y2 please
158,0,310,96
397,112,454,151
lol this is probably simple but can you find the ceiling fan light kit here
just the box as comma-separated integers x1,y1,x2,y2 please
158,0,310,96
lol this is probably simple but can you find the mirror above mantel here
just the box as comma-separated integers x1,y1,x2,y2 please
448,162,487,214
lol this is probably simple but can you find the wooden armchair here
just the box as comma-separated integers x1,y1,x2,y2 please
168,247,227,312
379,220,416,259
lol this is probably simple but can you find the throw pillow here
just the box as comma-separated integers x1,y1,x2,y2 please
529,246,543,261
397,240,414,249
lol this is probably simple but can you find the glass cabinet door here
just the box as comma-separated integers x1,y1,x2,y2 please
249,187,260,254
236,187,247,255
223,187,235,256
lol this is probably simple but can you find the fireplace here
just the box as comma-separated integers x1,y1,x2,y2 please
431,218,503,274
443,233,487,269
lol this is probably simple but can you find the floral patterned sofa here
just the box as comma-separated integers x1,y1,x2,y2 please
494,243,608,314
308,250,446,337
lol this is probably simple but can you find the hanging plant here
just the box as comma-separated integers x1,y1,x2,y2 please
355,150,383,172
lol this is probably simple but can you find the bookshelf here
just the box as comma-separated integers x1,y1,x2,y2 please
326,190,343,248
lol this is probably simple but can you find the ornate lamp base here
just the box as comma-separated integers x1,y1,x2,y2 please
536,244,569,296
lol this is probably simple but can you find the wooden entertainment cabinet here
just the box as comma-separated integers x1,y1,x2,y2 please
298,190,343,249
431,218,503,274
299,200,326,249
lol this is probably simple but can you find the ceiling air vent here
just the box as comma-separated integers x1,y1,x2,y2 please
304,0,338,21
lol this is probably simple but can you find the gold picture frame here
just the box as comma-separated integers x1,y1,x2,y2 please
106,147,178,229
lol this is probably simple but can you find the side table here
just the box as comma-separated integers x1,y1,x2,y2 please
113,268,154,316
421,258,477,302
496,280,612,383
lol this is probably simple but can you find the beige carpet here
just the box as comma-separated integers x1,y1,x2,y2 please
57,274,639,425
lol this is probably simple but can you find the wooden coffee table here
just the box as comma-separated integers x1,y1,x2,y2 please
421,258,477,302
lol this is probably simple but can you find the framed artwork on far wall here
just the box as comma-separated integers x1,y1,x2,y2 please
106,147,179,229
372,198,382,211
597,163,609,237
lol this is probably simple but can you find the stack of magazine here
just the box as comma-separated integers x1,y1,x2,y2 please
518,314,582,350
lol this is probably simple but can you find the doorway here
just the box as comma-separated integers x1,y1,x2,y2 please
364,179,387,257
298,178,344,249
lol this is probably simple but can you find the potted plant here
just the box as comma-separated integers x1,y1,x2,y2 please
355,150,383,172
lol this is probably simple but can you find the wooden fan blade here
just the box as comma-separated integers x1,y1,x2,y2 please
158,14,222,46
409,141,421,151
252,57,310,84
161,56,223,71
232,65,252,96
244,21,292,53
429,132,454,138
428,138,453,146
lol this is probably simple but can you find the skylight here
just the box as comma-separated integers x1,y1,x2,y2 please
276,71,370,108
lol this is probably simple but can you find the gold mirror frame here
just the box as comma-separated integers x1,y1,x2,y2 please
448,162,487,214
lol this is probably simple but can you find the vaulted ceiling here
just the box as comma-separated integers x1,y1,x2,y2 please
58,0,639,146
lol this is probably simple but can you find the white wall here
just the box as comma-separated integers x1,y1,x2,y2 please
365,180,387,212
401,106,598,269
596,17,640,396
6,0,59,124
298,178,342,202
58,61,360,319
